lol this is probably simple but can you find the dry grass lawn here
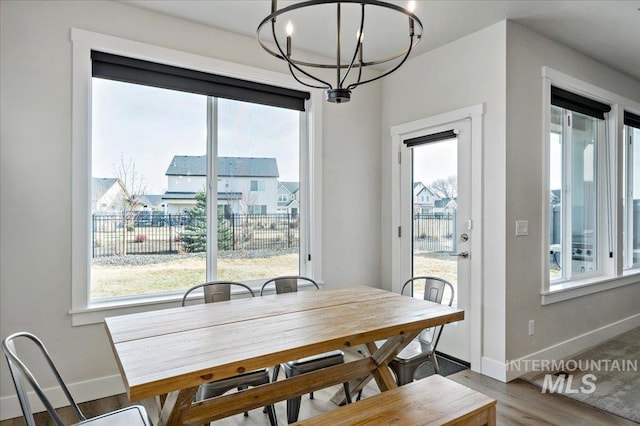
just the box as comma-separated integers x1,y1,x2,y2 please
91,252,457,300
91,254,298,299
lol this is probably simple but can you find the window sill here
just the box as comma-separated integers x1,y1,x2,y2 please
541,271,640,305
69,281,321,326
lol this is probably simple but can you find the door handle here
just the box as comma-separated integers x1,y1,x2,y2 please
450,251,469,258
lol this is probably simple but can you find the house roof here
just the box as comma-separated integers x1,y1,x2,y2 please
435,197,455,208
162,192,197,200
165,156,279,178
135,194,164,207
92,177,127,200
279,181,299,194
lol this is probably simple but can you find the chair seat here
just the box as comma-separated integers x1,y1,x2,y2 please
74,405,151,426
284,350,344,375
197,368,271,400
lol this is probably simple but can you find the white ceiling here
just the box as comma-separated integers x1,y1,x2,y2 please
120,0,640,80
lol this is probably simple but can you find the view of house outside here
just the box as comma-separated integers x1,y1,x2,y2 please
90,79,301,300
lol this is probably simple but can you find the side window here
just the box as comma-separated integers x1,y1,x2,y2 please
623,111,640,269
548,86,610,284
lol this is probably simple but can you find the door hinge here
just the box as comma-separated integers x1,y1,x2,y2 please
398,226,402,238
398,151,401,164
308,254,311,261
567,114,571,127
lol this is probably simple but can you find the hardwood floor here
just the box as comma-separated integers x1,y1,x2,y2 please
2,370,636,425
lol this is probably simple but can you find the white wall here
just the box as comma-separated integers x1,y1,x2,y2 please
380,22,508,369
167,175,207,193
504,22,640,362
0,0,381,416
322,82,382,288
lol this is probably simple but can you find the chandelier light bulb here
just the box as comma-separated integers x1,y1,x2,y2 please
407,0,416,13
285,20,294,36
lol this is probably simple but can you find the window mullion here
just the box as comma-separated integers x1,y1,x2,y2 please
207,96,218,281
628,129,636,268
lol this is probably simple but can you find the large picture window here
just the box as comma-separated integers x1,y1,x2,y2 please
89,52,309,301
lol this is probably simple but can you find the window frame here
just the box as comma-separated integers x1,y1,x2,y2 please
624,120,640,270
541,67,640,304
550,107,604,283
70,29,324,325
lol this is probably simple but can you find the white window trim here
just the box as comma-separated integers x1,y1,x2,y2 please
70,29,323,325
541,67,640,304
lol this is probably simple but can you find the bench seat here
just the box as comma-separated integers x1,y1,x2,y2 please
292,374,496,426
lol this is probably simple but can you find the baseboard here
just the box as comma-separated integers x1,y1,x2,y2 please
0,374,125,421
479,313,640,383
505,313,640,382
481,356,508,382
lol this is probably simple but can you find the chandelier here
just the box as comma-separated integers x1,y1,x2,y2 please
257,0,423,103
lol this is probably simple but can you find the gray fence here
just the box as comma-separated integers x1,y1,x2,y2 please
92,213,299,258
413,213,456,253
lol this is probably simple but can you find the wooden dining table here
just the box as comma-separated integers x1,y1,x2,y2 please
104,285,464,426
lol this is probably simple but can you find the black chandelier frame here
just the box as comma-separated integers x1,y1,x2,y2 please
257,0,423,103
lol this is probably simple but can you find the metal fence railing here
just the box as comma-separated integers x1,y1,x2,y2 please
92,213,299,258
412,213,456,253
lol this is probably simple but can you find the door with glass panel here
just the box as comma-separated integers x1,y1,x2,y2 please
400,119,471,362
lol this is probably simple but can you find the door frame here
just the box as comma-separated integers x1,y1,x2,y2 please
390,104,484,373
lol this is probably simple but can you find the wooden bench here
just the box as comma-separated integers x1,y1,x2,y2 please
292,374,496,426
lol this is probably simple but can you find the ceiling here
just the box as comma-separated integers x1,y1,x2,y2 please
120,0,640,80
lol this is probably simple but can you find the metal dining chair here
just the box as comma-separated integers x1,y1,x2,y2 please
387,276,455,386
182,281,278,426
260,276,353,423
2,332,152,426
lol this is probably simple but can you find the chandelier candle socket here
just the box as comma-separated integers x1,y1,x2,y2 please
257,0,423,103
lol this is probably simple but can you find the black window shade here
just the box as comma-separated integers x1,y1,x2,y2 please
91,51,310,111
404,130,458,147
624,111,640,129
551,86,611,120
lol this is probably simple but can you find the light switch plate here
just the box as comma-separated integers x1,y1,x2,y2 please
516,220,529,236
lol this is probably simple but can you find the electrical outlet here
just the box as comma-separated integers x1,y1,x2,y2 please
528,320,535,336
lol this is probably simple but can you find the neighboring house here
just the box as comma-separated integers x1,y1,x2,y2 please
413,182,438,214
163,155,280,215
434,197,457,214
277,181,299,217
134,194,165,212
91,178,130,214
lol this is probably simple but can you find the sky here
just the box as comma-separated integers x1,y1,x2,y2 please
92,77,458,196
92,78,300,195
412,139,457,189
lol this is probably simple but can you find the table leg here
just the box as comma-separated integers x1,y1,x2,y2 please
159,387,198,426
330,331,419,405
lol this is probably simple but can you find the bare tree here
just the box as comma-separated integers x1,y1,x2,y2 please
428,175,457,199
114,154,147,210
113,154,147,255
